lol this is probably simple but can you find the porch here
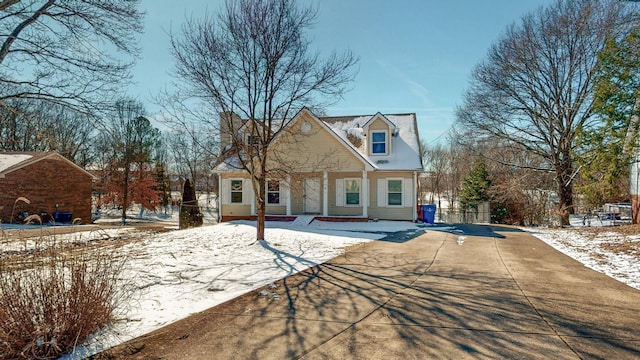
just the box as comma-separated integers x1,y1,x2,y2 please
220,214,369,223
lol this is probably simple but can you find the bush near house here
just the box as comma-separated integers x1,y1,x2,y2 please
0,236,128,359
180,179,203,229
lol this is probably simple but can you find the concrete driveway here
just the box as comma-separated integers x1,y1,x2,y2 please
105,224,640,359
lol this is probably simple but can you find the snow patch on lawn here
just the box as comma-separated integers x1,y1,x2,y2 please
47,215,640,358
524,215,640,290
60,220,420,359
526,227,640,290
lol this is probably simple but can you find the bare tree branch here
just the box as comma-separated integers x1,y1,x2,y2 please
0,0,144,115
454,0,638,225
164,0,357,240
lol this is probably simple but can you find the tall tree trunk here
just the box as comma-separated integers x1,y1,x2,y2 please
557,181,573,227
122,165,129,225
555,148,575,227
256,176,266,241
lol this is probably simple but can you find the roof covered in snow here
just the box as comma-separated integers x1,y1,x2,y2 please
320,112,423,171
216,109,423,173
0,153,33,173
0,152,96,179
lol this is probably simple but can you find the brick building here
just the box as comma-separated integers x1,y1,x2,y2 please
0,152,95,224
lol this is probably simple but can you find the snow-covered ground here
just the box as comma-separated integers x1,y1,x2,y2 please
525,215,640,290
1,213,637,359
56,219,422,359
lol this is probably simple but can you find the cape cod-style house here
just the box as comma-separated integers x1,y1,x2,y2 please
215,108,423,222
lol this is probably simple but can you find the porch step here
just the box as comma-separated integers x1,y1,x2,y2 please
291,215,316,227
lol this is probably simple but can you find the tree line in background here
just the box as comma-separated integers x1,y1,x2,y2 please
422,0,640,226
0,95,217,226
0,0,214,228
421,141,555,226
3,0,640,230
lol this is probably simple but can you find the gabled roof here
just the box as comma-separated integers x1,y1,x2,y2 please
284,108,376,170
215,109,423,172
361,112,397,130
321,112,423,171
0,152,96,179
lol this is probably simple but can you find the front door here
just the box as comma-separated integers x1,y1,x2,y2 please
304,178,321,214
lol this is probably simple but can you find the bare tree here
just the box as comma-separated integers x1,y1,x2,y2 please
455,0,637,226
480,140,555,225
0,1,143,115
97,99,162,224
165,127,218,197
422,142,448,204
167,0,357,240
33,103,96,166
0,99,95,165
0,99,40,151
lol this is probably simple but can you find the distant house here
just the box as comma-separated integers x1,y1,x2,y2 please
0,152,95,224
215,108,423,222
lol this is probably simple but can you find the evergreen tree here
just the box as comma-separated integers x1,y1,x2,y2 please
180,179,203,229
454,0,637,226
459,158,492,211
577,26,640,206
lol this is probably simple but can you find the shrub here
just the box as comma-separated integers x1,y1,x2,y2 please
180,178,203,229
0,237,128,359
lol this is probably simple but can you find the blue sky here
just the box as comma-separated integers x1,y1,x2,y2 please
131,0,555,145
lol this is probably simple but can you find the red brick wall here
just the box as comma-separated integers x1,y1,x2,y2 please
0,157,93,224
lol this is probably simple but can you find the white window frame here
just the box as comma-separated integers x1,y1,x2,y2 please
266,179,281,205
370,131,388,155
344,178,361,206
246,135,259,146
387,178,403,207
230,179,244,204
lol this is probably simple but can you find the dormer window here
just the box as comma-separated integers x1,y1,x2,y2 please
247,135,259,146
371,131,387,155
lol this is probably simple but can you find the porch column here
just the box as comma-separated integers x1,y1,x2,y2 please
413,171,418,222
217,174,222,222
286,175,292,216
249,179,256,215
362,170,368,218
323,171,328,216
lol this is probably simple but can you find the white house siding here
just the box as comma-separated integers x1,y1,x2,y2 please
220,171,417,221
216,110,422,222
367,171,415,221
219,177,253,217
328,172,365,217
265,205,287,215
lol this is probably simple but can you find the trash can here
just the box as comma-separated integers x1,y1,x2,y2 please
421,204,436,224
54,212,72,223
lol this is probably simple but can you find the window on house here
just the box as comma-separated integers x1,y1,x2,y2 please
387,179,402,206
267,180,280,205
231,180,243,203
345,179,360,205
247,135,259,147
371,131,386,154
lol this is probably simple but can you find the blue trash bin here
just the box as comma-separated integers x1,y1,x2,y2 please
421,204,436,224
54,212,73,223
